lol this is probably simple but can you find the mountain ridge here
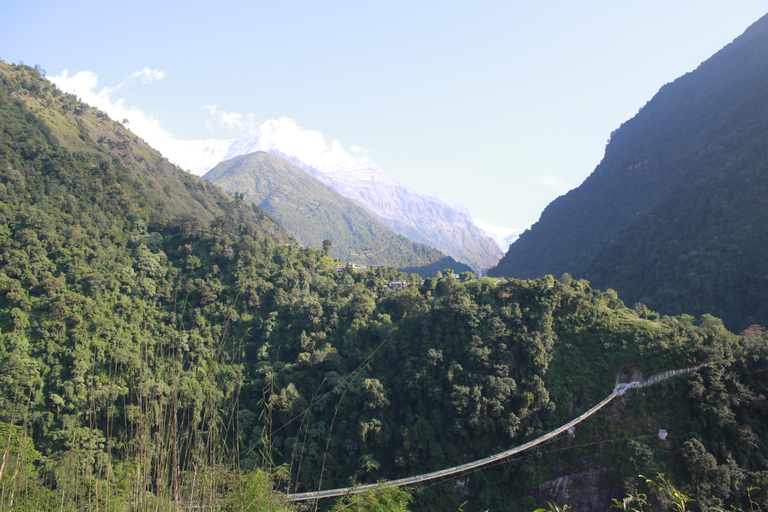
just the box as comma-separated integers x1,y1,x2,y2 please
204,151,473,276
488,12,768,331
0,61,291,243
2,58,768,512
212,120,504,272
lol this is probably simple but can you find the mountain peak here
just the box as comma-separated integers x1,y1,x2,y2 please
224,117,392,186
488,11,768,330
216,119,503,272
204,150,473,275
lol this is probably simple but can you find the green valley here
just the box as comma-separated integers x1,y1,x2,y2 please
1,41,768,512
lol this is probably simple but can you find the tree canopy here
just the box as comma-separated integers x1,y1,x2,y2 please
1,60,768,511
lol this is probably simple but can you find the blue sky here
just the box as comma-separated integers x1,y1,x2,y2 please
2,1,766,232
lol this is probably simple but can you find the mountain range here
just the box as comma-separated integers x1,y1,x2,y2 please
219,121,504,272
171,118,503,273
489,12,768,332
4,15,768,509
472,218,526,252
204,151,472,276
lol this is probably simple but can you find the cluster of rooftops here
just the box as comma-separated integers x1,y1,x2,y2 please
328,263,468,288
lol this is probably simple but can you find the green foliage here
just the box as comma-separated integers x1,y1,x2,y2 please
642,474,693,512
223,469,294,512
1,59,768,511
205,152,472,275
534,503,571,512
330,484,412,512
611,474,693,512
611,493,648,512
0,422,40,472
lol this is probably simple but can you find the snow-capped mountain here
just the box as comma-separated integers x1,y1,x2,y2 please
473,219,527,253
219,118,504,272
46,71,503,270
223,119,391,187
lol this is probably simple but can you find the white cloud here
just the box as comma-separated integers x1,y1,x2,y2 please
203,104,259,134
51,69,172,144
50,69,233,175
223,117,384,179
225,117,332,162
96,67,165,96
49,70,379,180
130,67,165,84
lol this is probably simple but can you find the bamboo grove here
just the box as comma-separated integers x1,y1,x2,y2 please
2,62,768,511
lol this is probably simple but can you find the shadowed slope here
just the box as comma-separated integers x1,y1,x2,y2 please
489,13,768,331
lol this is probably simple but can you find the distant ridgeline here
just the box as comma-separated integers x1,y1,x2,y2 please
205,151,472,277
218,139,504,274
3,60,768,511
489,13,768,332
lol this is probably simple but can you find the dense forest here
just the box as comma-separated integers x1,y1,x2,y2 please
2,61,768,512
489,13,768,333
204,151,472,276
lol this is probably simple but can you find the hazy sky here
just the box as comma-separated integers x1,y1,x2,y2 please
2,1,766,232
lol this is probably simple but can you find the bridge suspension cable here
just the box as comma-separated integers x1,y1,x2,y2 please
286,363,708,502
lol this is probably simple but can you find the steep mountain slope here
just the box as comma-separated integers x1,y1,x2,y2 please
204,151,472,275
489,13,768,331
0,61,290,243
221,123,503,272
0,61,304,510
2,61,768,512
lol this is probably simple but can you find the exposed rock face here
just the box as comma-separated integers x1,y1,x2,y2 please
536,470,621,512
261,149,503,273
203,151,473,274
172,118,503,272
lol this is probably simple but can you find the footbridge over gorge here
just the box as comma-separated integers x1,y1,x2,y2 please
287,363,710,502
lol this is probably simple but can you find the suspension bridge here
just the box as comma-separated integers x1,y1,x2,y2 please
286,363,708,502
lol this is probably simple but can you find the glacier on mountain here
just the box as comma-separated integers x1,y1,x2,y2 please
472,219,527,253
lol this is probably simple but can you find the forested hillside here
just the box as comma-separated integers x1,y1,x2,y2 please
0,63,290,242
220,135,504,274
2,61,768,512
205,151,472,276
489,13,768,332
